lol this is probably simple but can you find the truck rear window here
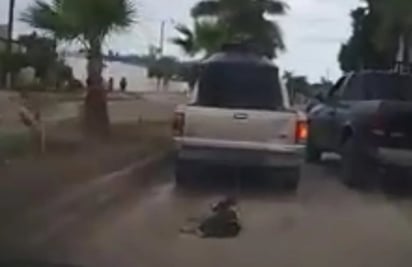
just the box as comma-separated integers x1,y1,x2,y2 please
195,62,283,110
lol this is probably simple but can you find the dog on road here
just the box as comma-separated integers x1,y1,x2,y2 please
180,197,241,238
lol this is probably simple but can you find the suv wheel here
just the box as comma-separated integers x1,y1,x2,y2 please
305,127,322,163
341,138,376,189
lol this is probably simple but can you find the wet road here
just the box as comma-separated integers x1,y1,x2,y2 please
2,158,412,267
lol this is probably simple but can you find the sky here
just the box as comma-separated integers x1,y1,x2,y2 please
0,0,360,82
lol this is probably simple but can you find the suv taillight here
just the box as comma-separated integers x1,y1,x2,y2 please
172,112,185,136
295,120,308,143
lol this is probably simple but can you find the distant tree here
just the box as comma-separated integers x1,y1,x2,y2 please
171,24,198,56
319,77,333,89
338,6,397,72
18,32,57,82
171,21,227,57
283,71,310,103
310,77,333,97
148,45,159,59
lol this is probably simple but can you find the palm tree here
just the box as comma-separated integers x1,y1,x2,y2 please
171,24,198,56
191,0,287,58
21,0,136,136
372,0,412,69
171,21,227,56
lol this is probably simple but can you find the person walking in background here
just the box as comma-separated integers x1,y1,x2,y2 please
162,73,171,91
120,77,127,92
108,77,114,92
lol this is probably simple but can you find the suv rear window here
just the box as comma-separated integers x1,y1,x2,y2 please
364,73,412,101
195,62,283,110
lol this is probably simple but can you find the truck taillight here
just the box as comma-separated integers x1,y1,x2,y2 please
173,112,185,136
295,120,308,143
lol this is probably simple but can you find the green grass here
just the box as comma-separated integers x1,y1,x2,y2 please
0,120,172,160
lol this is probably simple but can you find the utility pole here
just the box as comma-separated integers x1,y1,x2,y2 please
325,68,331,81
158,20,166,57
5,0,16,88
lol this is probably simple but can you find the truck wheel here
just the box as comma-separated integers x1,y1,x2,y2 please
175,160,194,188
263,167,299,192
269,167,300,192
341,138,375,189
283,168,300,192
305,128,322,163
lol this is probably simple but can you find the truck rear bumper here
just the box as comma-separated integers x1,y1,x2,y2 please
174,137,304,168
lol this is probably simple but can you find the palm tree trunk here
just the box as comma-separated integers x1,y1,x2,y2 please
84,41,110,137
4,0,15,88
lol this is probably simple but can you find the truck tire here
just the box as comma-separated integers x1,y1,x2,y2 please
305,128,322,163
340,138,376,189
175,160,194,187
263,167,300,192
283,167,300,192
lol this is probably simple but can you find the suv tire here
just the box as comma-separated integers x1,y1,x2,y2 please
305,127,322,163
341,138,376,189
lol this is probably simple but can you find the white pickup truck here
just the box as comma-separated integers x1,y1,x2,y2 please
173,51,306,191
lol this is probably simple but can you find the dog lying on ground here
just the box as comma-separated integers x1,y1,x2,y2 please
180,197,241,238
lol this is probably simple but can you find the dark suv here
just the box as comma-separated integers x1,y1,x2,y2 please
307,71,412,188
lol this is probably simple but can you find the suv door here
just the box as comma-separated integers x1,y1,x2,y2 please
321,75,353,150
329,74,364,149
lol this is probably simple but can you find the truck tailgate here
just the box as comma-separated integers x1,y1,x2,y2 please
183,106,299,145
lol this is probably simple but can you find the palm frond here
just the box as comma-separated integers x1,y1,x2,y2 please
171,38,195,54
265,20,285,50
20,0,74,39
195,21,228,54
21,0,136,42
175,24,195,39
62,0,136,37
372,0,412,51
171,24,197,55
260,0,288,15
191,0,220,17
171,21,227,56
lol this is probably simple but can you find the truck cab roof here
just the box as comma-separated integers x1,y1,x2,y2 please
202,51,277,69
